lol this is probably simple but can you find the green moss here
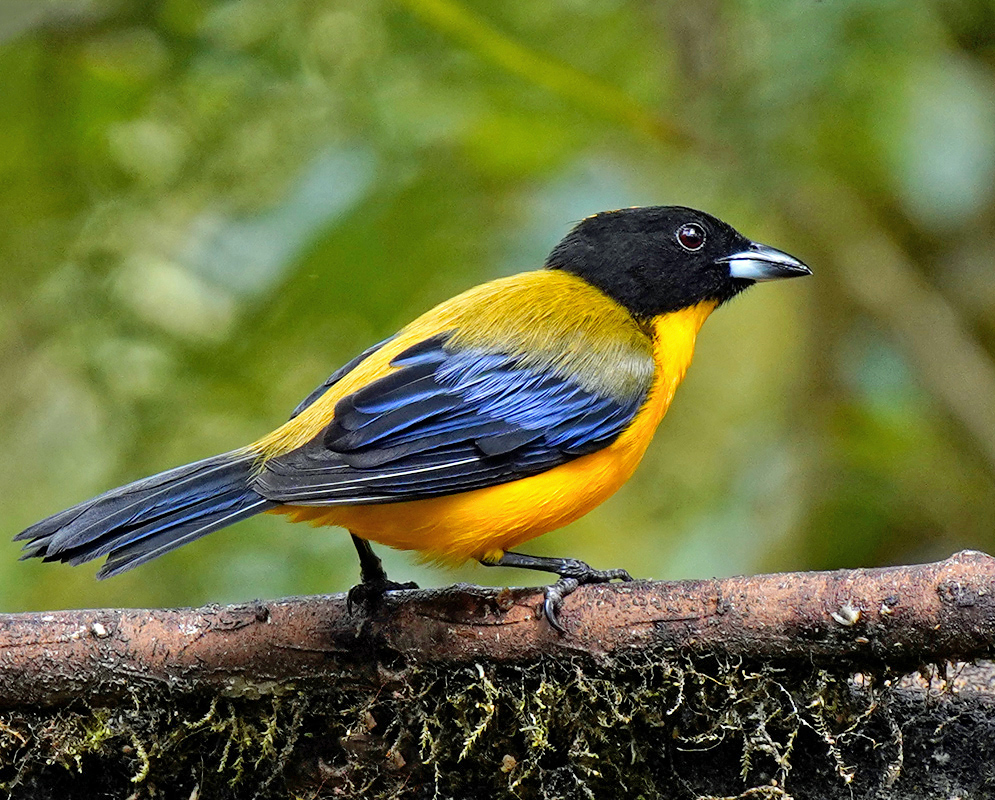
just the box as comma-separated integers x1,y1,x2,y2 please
0,655,911,799
0,690,306,798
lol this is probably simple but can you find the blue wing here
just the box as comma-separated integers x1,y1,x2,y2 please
254,333,651,505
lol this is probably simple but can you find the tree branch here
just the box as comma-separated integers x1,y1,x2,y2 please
2,550,994,710
3,550,995,798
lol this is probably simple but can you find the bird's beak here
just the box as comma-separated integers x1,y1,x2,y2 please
718,242,811,282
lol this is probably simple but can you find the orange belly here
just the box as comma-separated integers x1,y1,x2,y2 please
274,422,649,564
270,301,715,564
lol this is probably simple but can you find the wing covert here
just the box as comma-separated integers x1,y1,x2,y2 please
255,333,652,505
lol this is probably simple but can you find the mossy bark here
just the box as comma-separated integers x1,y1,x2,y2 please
3,551,995,799
3,657,995,799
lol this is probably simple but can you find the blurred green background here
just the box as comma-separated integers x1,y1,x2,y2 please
2,0,995,612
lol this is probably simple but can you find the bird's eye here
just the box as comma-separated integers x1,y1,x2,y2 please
676,223,706,251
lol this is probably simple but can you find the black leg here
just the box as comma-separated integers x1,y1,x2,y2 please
481,551,633,633
352,534,388,584
347,534,418,613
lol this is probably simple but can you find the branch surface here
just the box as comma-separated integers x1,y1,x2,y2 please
2,550,994,709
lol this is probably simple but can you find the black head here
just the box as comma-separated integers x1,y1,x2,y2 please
544,206,810,318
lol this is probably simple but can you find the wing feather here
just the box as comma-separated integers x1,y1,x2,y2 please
254,333,652,506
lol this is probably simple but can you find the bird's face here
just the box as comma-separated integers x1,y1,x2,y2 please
545,206,811,318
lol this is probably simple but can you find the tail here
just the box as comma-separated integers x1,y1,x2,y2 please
14,450,276,578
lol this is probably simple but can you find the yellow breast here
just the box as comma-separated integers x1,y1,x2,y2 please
269,299,717,564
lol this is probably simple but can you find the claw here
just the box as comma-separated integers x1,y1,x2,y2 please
540,564,634,633
346,579,419,615
481,551,636,634
542,577,579,633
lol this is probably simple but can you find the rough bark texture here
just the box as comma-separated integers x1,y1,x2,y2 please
2,550,995,799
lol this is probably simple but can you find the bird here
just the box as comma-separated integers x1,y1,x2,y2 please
15,206,810,630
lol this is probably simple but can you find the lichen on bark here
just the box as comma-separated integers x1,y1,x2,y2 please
3,653,983,799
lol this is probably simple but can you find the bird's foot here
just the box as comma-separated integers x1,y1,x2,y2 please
541,560,633,634
346,578,419,615
347,534,418,614
481,551,634,633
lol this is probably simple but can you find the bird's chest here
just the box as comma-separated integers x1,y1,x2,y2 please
610,300,717,454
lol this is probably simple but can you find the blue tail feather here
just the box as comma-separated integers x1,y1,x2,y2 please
15,450,275,576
